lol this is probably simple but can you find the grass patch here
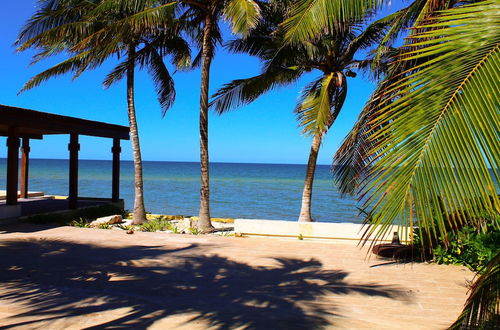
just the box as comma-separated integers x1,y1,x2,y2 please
138,218,172,232
185,216,235,224
69,218,90,228
126,213,235,224
116,224,135,231
188,227,202,235
97,223,112,230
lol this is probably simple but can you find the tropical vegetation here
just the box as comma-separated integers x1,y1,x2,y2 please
212,0,394,222
415,221,500,272
15,0,499,327
165,0,262,232
16,0,190,224
332,1,499,328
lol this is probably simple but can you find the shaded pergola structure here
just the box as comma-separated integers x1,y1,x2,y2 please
0,104,129,216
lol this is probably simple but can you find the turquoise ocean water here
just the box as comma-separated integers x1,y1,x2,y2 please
0,159,363,223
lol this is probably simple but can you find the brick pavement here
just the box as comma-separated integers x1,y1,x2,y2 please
0,224,473,329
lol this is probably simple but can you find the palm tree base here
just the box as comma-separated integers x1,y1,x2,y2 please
196,223,215,234
298,216,314,222
132,218,147,225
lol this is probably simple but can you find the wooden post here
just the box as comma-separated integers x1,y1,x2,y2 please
68,133,79,209
20,138,30,199
6,131,20,205
112,138,121,203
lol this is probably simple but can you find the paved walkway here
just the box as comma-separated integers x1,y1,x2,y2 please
0,224,473,329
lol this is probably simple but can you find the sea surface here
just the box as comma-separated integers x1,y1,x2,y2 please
0,159,363,223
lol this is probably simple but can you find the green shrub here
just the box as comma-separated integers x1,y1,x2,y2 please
415,222,500,272
166,222,180,234
188,227,201,235
97,223,112,230
69,218,90,228
116,224,135,231
139,218,172,232
434,225,500,272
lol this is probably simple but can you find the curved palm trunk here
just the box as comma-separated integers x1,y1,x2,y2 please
127,45,147,225
298,133,322,222
197,14,215,233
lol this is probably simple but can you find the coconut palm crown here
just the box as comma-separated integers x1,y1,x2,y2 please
16,0,191,224
167,0,262,232
211,2,392,222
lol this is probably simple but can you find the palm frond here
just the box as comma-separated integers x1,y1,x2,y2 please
332,91,378,195
343,18,392,62
146,48,176,116
210,66,303,114
295,73,347,136
223,0,262,36
280,0,382,44
89,0,161,15
450,252,500,329
103,61,128,88
72,2,176,53
159,34,192,69
16,0,96,48
375,0,428,48
353,0,500,246
17,19,98,57
19,51,91,93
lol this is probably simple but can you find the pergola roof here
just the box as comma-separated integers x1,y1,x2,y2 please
0,104,129,140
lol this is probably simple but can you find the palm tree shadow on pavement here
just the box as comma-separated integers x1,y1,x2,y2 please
0,239,411,329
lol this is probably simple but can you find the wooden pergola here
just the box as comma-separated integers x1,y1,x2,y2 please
0,104,130,209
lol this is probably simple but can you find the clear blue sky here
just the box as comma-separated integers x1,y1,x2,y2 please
0,1,404,165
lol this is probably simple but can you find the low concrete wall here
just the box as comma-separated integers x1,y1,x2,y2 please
0,198,125,225
234,219,409,243
0,205,22,223
0,191,45,200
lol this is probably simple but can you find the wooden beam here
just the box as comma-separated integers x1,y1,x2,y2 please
6,131,20,205
0,133,43,140
20,138,30,199
68,134,79,209
112,138,121,202
0,105,129,140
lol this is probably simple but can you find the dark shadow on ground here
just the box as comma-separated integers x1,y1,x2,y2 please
0,238,411,329
0,222,60,234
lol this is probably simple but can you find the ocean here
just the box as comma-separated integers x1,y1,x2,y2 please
0,159,363,223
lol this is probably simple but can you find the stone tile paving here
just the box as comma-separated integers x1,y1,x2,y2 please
0,223,473,329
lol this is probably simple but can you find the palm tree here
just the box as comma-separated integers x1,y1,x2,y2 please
16,0,189,225
211,1,391,222
170,0,261,232
332,1,499,327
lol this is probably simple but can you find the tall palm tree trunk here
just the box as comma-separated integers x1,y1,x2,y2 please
197,14,215,233
298,133,322,222
127,45,147,225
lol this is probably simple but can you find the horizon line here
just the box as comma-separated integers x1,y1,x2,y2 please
0,157,334,167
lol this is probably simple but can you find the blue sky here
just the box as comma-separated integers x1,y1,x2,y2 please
0,1,404,165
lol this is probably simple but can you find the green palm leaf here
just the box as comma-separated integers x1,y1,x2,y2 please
72,2,177,54
146,47,176,115
280,0,382,44
295,73,348,136
450,252,500,329
353,0,500,245
224,0,262,36
19,51,93,93
211,67,303,114
16,0,97,49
